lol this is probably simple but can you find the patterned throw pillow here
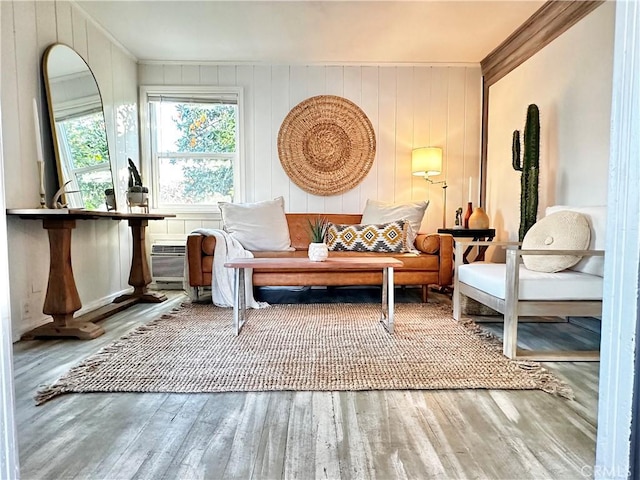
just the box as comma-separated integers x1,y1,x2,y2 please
326,221,409,253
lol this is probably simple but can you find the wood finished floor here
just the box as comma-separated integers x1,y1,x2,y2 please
13,287,600,480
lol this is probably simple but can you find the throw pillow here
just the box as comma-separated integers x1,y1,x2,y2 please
219,196,294,251
326,221,409,253
521,211,591,273
360,199,429,248
545,205,606,277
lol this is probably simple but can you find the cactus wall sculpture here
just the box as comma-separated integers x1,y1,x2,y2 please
512,104,540,241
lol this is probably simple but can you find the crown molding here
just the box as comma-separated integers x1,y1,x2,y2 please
137,60,481,69
70,0,138,62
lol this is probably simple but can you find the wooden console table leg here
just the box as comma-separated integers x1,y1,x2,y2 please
22,219,105,340
114,218,167,304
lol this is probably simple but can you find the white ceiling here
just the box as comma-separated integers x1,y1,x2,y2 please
75,1,545,64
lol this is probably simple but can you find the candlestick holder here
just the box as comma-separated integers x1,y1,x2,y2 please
37,161,46,208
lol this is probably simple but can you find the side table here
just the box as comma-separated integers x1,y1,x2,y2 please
7,209,175,339
437,228,496,264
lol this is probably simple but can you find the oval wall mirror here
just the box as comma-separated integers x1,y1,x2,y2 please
43,43,116,210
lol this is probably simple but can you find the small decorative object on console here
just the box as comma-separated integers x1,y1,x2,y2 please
469,207,490,229
127,158,149,212
52,180,79,209
454,207,463,228
463,202,473,229
104,188,116,211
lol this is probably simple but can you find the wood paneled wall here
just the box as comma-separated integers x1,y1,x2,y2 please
1,1,481,338
139,64,482,238
1,1,138,339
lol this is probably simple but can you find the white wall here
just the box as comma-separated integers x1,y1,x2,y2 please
485,3,615,250
139,64,482,239
1,0,138,339
0,2,20,474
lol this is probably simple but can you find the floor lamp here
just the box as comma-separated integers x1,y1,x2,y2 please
412,147,447,228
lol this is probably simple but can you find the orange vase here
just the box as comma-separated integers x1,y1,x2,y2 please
463,202,473,228
469,207,490,229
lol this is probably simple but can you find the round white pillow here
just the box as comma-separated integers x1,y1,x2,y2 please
521,211,591,273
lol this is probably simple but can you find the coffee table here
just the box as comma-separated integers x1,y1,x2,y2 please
224,257,404,335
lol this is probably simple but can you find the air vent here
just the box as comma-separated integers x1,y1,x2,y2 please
151,241,186,282
151,244,186,255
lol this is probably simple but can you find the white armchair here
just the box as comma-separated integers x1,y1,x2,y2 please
452,206,606,361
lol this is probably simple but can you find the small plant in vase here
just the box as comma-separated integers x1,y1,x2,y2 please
126,158,149,212
104,188,116,211
307,216,329,262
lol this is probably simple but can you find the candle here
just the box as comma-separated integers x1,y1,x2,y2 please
33,98,44,164
468,176,472,203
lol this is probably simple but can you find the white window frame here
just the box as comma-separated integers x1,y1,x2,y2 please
139,85,245,214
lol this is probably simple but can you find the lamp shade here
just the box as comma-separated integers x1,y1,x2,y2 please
412,147,442,177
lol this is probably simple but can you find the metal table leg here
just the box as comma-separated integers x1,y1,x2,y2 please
233,267,247,335
380,266,395,333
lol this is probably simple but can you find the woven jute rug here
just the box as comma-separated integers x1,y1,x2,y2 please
36,303,572,404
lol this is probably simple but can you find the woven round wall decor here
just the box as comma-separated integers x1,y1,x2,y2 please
277,95,376,196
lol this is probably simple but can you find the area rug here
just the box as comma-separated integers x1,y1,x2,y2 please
36,303,573,404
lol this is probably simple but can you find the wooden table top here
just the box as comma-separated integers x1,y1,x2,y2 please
224,257,404,269
6,209,175,221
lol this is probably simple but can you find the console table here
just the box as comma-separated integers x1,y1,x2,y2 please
7,209,175,339
437,228,496,264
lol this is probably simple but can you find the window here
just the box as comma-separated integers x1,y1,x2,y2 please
56,109,112,210
142,87,243,211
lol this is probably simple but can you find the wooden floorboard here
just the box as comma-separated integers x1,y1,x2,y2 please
13,287,600,479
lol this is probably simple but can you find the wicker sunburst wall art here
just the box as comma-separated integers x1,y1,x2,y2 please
277,95,376,196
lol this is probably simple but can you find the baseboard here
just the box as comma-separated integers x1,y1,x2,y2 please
151,282,185,291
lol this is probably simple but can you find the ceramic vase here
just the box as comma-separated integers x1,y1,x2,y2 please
469,207,490,229
464,202,473,228
308,242,329,262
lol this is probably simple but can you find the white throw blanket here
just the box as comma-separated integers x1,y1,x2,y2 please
191,229,268,309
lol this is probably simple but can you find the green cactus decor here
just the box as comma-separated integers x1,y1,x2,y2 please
512,130,521,171
512,104,540,241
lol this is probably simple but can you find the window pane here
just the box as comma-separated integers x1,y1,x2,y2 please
76,169,112,210
157,157,233,205
154,101,237,154
60,113,110,169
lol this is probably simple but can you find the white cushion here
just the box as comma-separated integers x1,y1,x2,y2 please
521,211,590,273
545,205,607,277
458,263,603,301
219,197,294,251
361,199,429,247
